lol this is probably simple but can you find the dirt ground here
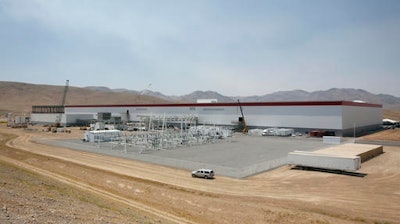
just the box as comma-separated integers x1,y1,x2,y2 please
0,126,399,224
360,128,400,141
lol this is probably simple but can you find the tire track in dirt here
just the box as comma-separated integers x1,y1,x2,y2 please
0,154,195,224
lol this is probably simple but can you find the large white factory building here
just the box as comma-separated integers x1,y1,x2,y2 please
31,101,382,136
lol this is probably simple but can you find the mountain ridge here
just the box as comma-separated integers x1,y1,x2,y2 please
105,87,400,109
1,82,399,116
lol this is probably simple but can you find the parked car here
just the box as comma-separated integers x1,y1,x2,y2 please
191,169,215,179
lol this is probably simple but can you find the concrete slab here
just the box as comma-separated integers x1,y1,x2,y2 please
315,143,383,162
37,134,345,178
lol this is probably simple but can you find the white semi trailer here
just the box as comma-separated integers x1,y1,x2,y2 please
288,151,361,171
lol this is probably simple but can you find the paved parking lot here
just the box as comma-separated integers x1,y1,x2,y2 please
41,134,335,178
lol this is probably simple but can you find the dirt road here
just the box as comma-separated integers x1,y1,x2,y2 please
1,126,399,223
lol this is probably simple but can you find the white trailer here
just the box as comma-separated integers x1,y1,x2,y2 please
262,128,294,136
288,151,361,171
83,130,121,143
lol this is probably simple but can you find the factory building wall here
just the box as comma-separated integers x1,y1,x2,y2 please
242,105,343,129
30,113,65,125
66,114,94,126
65,105,238,125
186,106,237,125
341,105,382,136
342,105,382,129
32,101,382,136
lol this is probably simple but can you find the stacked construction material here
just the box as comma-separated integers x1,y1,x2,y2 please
288,151,361,171
316,143,383,163
288,143,383,172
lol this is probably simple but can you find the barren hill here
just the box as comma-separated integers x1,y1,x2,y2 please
0,82,174,115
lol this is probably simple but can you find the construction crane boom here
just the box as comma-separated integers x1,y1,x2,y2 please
53,80,69,128
61,80,69,106
237,99,248,134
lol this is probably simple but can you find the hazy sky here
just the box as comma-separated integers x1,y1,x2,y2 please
1,0,399,96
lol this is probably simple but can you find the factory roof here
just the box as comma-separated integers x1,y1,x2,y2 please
65,101,381,108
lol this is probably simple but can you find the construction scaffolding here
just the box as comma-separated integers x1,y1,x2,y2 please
106,126,232,153
139,114,198,132
85,114,233,153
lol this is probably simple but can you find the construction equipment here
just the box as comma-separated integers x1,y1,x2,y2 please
237,99,248,134
61,80,69,106
7,113,29,128
52,80,69,129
